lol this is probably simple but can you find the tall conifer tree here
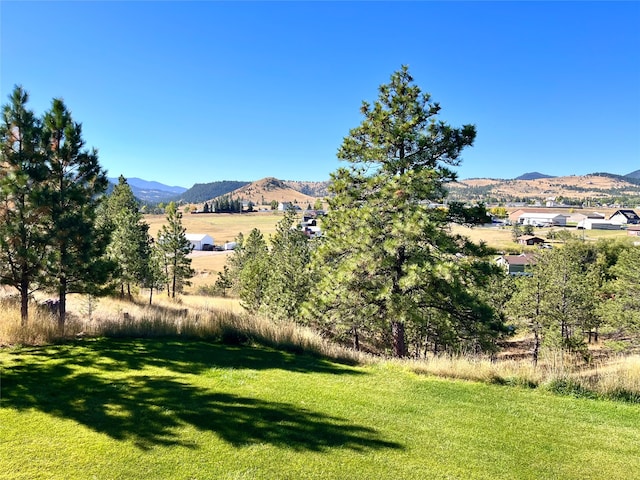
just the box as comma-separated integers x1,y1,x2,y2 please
42,98,111,330
102,176,151,300
308,66,501,357
156,201,194,298
0,86,49,324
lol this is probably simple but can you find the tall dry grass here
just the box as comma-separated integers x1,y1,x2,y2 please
398,349,640,401
1,293,638,401
0,293,364,365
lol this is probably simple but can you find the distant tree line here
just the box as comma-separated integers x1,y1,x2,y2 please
179,181,250,204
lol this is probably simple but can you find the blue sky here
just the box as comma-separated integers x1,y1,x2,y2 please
2,1,639,188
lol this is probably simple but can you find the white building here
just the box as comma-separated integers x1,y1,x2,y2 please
185,233,214,251
518,212,568,227
608,210,640,225
576,219,620,230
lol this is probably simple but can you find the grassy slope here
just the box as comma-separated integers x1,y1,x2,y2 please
2,339,639,480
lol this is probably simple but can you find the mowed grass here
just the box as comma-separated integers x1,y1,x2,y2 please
2,339,639,480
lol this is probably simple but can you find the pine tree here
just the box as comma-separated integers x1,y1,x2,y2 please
598,244,640,333
101,176,151,300
41,98,111,331
0,86,49,324
307,66,501,357
261,209,312,321
156,201,194,298
143,239,168,305
226,228,269,313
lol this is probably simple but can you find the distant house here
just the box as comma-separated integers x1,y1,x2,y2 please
608,209,640,225
627,226,640,237
517,235,545,246
496,253,537,275
185,233,214,251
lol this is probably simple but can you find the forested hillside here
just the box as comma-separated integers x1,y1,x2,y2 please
179,181,250,203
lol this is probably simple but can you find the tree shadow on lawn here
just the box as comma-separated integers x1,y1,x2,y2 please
13,337,362,376
1,341,401,452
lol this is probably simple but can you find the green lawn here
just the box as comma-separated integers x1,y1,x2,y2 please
1,339,639,479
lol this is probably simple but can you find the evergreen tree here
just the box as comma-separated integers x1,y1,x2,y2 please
101,176,151,300
601,244,640,333
143,239,168,304
0,86,49,324
41,98,111,331
226,228,269,312
156,201,194,298
307,66,501,357
508,242,601,360
214,265,233,297
261,209,312,321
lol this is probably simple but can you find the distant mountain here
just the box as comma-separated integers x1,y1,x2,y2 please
218,177,319,206
179,181,250,204
590,172,640,186
108,177,188,203
284,180,331,198
625,169,640,179
514,172,555,181
450,173,640,204
123,177,187,194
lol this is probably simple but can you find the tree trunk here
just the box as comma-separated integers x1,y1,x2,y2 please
20,277,29,326
392,320,407,357
149,286,153,305
352,325,360,351
57,277,67,334
532,328,540,367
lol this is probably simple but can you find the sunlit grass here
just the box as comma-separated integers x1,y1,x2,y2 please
2,292,639,401
2,339,639,480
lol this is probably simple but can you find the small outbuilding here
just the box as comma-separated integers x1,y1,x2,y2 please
186,233,214,251
517,235,545,246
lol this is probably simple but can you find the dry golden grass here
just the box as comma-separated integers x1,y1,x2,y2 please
387,350,640,400
227,177,319,206
145,211,286,283
457,174,640,199
144,211,284,243
449,224,632,253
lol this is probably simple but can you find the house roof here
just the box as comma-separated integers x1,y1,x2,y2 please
517,235,545,242
185,233,213,242
518,212,567,220
609,210,640,221
497,253,537,266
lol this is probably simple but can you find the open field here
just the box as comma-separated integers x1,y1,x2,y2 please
2,338,639,480
143,211,635,290
449,224,633,253
144,211,285,244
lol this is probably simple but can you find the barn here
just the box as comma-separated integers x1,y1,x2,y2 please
185,233,214,251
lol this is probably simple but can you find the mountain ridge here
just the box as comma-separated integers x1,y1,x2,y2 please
114,170,639,204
